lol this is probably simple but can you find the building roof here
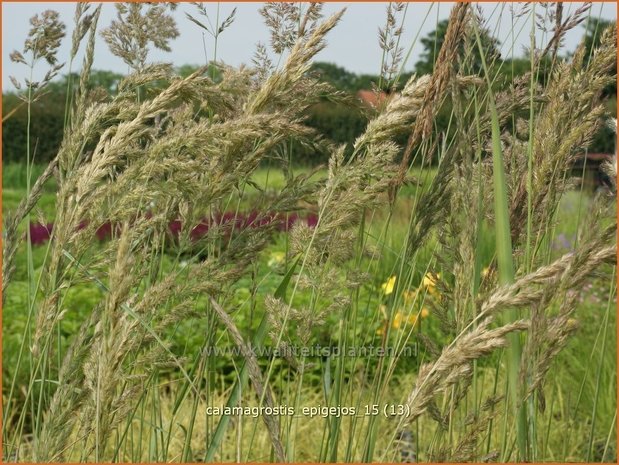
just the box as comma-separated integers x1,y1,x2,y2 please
582,153,613,161
356,89,392,108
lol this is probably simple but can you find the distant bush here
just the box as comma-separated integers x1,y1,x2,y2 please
2,58,615,166
3,92,66,164
306,101,367,143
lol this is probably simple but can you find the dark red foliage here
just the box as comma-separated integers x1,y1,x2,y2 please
27,211,319,246
28,223,53,245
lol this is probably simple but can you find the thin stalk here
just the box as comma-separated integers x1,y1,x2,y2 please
24,57,38,453
181,351,207,462
542,383,557,460
586,267,616,461
524,7,538,460
601,409,617,462
525,3,536,271
473,21,528,461
212,2,220,81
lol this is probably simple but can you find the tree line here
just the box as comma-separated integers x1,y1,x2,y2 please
3,18,615,165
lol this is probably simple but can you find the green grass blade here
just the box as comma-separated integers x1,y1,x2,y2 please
473,20,528,462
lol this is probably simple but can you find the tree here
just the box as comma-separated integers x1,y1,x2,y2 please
309,62,414,93
309,62,358,92
3,91,66,163
414,19,501,75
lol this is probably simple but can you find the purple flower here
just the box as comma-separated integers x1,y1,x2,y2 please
306,213,318,228
29,223,53,245
553,233,572,251
190,221,210,241
27,210,318,246
95,222,113,241
168,220,182,237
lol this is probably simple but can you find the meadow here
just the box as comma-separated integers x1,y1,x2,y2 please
2,2,617,463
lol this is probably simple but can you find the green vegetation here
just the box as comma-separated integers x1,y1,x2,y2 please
3,12,616,165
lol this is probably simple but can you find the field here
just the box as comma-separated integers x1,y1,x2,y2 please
2,2,617,463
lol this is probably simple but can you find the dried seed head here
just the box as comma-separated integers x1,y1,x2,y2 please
24,10,66,65
9,50,27,65
101,3,179,71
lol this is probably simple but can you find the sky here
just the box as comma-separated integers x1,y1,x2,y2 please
2,2,617,90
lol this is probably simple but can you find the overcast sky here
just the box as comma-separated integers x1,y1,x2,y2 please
3,2,617,90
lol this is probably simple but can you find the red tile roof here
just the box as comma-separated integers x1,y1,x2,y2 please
582,153,613,161
356,90,391,108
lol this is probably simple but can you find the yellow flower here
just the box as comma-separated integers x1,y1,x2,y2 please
422,272,439,287
407,308,429,328
422,272,440,296
482,267,490,278
267,251,285,268
402,289,418,305
392,312,404,330
378,304,428,335
567,318,579,329
381,275,396,295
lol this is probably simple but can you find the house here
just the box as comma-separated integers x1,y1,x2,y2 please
571,152,615,190
356,89,393,109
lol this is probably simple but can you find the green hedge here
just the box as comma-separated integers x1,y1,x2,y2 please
3,64,615,166
3,92,66,164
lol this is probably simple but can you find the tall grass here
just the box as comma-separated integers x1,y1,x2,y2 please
2,2,616,463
